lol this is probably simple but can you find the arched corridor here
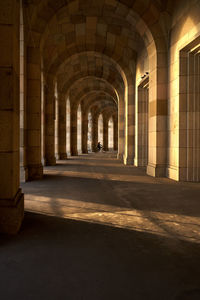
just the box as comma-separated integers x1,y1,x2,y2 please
2,0,200,234
1,0,200,298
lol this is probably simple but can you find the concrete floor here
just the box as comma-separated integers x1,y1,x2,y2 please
1,152,200,299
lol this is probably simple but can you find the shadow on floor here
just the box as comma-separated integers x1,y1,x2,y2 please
1,212,200,300
22,173,200,218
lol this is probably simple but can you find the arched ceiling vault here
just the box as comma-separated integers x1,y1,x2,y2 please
81,94,117,114
24,0,172,119
66,77,118,108
37,1,142,79
93,104,117,119
71,90,117,110
91,100,117,114
25,0,168,87
89,99,116,115
25,0,171,61
56,52,125,99
66,76,120,103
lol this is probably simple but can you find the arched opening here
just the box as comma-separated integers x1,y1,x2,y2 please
88,111,92,152
98,114,103,146
108,117,114,151
66,97,70,156
77,104,82,155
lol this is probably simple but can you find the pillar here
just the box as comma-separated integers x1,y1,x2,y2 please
44,75,56,165
20,2,28,182
113,116,118,151
58,93,67,160
124,81,135,165
0,0,24,233
92,113,98,152
26,46,43,178
70,105,78,156
82,108,88,154
118,99,124,159
135,80,149,167
103,115,109,151
147,44,167,177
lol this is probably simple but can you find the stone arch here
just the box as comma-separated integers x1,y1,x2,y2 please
24,0,169,174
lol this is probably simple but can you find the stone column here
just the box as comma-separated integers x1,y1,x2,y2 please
44,75,56,165
124,82,135,165
70,105,78,156
58,93,67,160
103,115,109,151
135,82,149,167
92,113,98,152
20,3,28,182
113,116,118,151
82,108,88,154
26,46,43,179
147,45,167,177
118,98,124,159
0,0,24,233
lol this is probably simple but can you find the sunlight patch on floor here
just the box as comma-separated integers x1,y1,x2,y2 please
25,194,200,243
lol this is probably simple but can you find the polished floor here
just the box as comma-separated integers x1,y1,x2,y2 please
1,152,200,299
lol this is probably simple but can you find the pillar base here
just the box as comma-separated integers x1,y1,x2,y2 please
71,151,78,156
82,150,88,154
134,158,147,167
123,155,134,165
58,153,68,160
45,157,56,166
0,189,24,234
166,165,179,181
147,163,166,177
117,153,123,160
27,163,43,181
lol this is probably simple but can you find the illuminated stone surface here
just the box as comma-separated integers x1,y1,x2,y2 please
0,5,200,298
